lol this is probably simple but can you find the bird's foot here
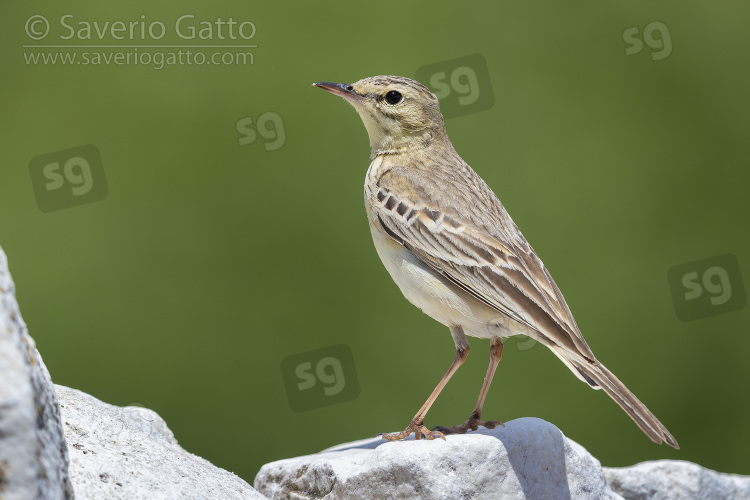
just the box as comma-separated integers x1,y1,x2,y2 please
377,420,445,441
432,415,504,435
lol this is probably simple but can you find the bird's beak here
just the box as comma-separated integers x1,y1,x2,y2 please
313,82,365,105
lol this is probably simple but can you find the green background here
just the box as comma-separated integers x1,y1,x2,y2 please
2,0,749,485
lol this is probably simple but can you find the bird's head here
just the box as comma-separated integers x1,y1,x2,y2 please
314,75,448,157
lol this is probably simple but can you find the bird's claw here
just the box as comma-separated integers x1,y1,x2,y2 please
378,421,445,441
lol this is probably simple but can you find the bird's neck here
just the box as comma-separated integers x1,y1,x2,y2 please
368,126,451,159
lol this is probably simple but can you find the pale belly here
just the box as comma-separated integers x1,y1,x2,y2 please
368,220,533,341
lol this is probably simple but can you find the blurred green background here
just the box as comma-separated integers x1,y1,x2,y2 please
2,0,749,484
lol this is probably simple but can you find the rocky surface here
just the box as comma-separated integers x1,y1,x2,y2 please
0,246,73,500
0,245,267,499
604,460,750,500
255,418,750,500
56,385,266,499
255,418,615,499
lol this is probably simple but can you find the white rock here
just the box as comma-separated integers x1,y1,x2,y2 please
255,418,750,500
0,245,266,499
605,460,750,500
56,385,267,499
0,246,73,500
254,417,618,500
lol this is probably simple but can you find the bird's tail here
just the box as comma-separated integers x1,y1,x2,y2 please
553,349,679,449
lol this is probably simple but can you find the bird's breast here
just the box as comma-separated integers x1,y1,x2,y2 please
367,209,514,340
362,156,531,341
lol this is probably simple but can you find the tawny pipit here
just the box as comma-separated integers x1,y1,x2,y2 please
314,76,678,448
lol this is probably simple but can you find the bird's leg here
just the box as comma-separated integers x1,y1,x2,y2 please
433,337,505,435
379,327,469,441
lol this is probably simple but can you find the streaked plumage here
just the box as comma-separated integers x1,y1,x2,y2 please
314,76,678,448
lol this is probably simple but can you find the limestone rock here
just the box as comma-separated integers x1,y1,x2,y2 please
0,244,267,499
605,460,750,500
0,246,73,500
255,417,750,500
56,385,267,499
254,417,618,499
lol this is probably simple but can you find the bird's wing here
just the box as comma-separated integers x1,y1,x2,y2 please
374,165,595,359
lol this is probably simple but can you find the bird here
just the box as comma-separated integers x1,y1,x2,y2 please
313,75,678,448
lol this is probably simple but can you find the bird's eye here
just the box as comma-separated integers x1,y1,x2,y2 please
384,90,403,105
